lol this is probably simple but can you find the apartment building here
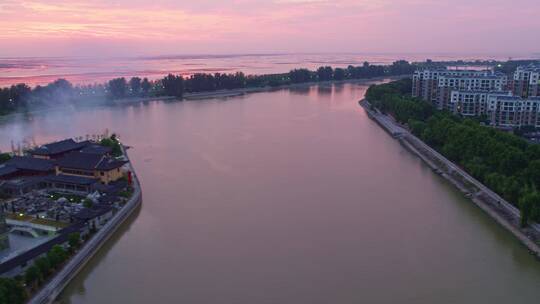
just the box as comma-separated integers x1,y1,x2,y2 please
486,95,540,128
437,74,507,110
449,90,511,117
512,64,540,98
412,68,506,109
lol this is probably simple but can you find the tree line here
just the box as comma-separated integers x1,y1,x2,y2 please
366,79,540,226
0,60,419,116
0,233,80,304
103,60,417,99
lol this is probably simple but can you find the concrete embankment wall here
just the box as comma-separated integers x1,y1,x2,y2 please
360,99,540,258
28,161,143,304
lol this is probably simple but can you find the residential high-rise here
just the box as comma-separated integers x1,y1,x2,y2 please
412,68,507,110
486,95,540,128
449,90,511,117
512,64,540,98
437,73,507,110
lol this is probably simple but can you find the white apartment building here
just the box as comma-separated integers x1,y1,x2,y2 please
412,68,507,110
437,74,507,110
450,90,511,117
486,95,540,128
513,64,540,98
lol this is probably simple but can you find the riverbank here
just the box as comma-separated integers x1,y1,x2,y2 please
360,99,540,259
27,148,143,304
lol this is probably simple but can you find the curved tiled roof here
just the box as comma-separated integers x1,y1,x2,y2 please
56,152,127,171
30,139,90,156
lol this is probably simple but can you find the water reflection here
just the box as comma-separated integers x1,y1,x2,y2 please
289,86,311,95
57,205,142,304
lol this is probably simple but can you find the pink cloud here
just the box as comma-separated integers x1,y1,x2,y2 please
0,0,538,57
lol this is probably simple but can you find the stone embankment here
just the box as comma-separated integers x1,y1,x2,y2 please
360,99,540,258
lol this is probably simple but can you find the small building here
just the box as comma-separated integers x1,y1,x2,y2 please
73,206,114,230
0,176,46,196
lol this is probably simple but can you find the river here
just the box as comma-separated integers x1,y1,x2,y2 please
1,81,539,303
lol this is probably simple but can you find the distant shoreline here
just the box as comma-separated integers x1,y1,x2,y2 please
0,75,407,121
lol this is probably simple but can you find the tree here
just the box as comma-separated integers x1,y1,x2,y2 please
47,245,67,268
0,153,10,164
161,74,184,97
100,136,122,157
107,78,128,99
0,278,26,304
129,77,142,96
333,68,346,81
141,78,152,96
34,257,51,279
68,232,81,250
289,69,312,83
24,265,40,287
317,66,333,81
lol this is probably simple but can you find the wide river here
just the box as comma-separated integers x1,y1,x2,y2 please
1,81,540,303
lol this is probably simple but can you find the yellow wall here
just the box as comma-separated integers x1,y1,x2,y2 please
95,168,124,184
56,166,124,184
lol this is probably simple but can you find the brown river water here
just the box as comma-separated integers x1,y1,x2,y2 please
0,81,539,303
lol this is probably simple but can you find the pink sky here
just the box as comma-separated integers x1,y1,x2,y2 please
0,0,539,57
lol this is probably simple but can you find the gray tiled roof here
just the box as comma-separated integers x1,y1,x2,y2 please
80,144,112,155
30,139,90,156
56,152,127,171
45,174,99,186
4,156,55,172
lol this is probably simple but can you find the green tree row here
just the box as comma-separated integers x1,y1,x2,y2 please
366,79,540,226
0,233,81,304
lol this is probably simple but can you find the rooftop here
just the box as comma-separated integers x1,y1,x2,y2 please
80,144,112,155
56,151,126,171
45,174,99,186
0,156,55,178
73,205,113,221
29,139,90,156
6,156,55,172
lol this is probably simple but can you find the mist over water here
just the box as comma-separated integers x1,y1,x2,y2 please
1,81,539,303
0,52,529,87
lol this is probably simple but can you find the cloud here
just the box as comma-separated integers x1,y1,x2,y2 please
0,0,538,56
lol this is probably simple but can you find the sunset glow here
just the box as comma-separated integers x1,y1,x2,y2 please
1,0,539,57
